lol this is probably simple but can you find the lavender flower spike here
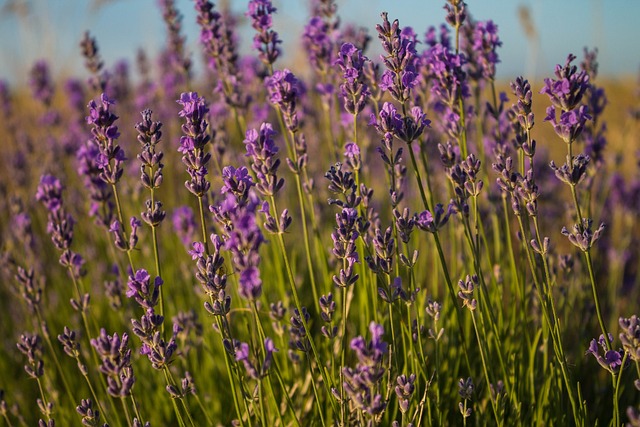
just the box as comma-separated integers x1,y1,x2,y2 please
247,0,281,67
177,92,212,197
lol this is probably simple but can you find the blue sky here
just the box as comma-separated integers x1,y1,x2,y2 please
0,0,638,86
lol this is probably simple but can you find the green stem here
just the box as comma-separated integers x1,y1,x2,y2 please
274,231,339,418
197,195,210,255
584,250,610,351
471,311,501,426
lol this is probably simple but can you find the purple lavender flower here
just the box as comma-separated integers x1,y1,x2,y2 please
619,315,640,362
177,92,212,197
395,373,416,413
370,102,402,141
76,399,102,426
35,174,63,213
14,266,42,313
541,54,590,112
445,0,467,29
195,0,247,111
344,142,361,171
158,0,191,99
331,207,360,288
417,203,453,233
247,0,281,67
79,31,106,92
126,269,162,311
424,43,469,138
458,274,478,311
138,324,178,370
244,122,284,197
91,329,135,397
340,322,388,417
234,338,278,380
172,206,197,248
265,69,300,132
375,12,419,104
36,175,87,281
545,105,591,144
334,42,371,116
28,60,54,106
469,20,502,82
561,218,605,252
221,166,255,205
17,333,44,379
196,0,236,72
86,93,126,185
586,334,625,373
76,141,115,229
303,16,335,74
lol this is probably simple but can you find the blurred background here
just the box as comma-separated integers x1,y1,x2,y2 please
0,0,638,85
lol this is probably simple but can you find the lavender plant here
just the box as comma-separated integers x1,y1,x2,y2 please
0,1,638,427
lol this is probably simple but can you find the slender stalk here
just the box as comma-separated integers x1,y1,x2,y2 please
407,146,471,372
197,195,210,255
584,251,610,351
274,231,339,418
111,184,135,271
470,311,501,426
612,352,628,427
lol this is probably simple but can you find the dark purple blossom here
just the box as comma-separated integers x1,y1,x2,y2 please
334,42,371,115
395,373,416,413
561,218,605,252
586,333,625,373
340,322,388,417
247,0,281,67
458,274,478,311
331,207,360,288
79,31,106,92
265,69,300,132
244,122,284,197
619,315,640,362
173,206,197,248
417,203,453,233
28,60,55,106
126,269,162,310
544,105,591,144
375,12,419,103
234,338,278,380
444,0,467,29
76,399,102,426
158,0,191,99
177,92,212,197
86,93,126,185
370,102,402,140
91,329,135,397
36,175,87,280
17,333,44,379
540,54,590,112
303,16,334,74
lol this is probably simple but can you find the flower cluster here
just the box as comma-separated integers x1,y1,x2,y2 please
135,109,166,227
334,42,371,116
247,0,281,67
177,92,212,197
541,54,591,144
376,12,419,104
86,94,126,185
35,175,86,283
585,333,625,374
212,167,265,301
331,207,360,288
340,322,389,417
91,330,136,397
244,122,284,197
265,69,300,132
